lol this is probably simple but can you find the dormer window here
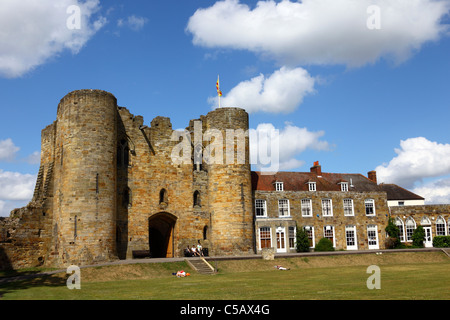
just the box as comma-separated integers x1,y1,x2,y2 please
340,182,348,192
275,182,284,191
308,182,316,191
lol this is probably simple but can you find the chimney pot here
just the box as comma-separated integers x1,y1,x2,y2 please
311,162,322,176
368,171,377,184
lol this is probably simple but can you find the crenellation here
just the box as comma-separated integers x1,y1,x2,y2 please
1,90,448,271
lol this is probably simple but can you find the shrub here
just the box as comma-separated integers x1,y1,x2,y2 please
315,238,335,252
385,218,400,249
412,226,425,248
433,236,450,248
385,237,399,249
385,218,399,238
296,228,310,253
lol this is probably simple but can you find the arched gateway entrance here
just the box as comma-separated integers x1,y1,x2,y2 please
148,212,177,258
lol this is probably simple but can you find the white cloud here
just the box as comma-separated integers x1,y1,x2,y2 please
25,151,41,165
0,0,106,78
0,170,36,201
0,139,20,162
413,177,450,204
250,122,331,172
0,200,30,217
0,169,36,217
187,0,450,67
376,137,450,190
117,15,148,31
209,67,316,113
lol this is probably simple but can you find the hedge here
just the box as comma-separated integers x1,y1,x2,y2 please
433,236,450,248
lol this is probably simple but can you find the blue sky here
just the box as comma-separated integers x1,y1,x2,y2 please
1,0,450,216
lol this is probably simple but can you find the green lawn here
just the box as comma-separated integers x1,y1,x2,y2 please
1,252,449,300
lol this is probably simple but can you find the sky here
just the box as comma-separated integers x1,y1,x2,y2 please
0,0,450,216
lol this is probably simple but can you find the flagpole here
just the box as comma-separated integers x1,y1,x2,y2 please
217,75,221,108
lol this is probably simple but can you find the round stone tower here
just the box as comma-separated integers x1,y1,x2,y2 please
205,107,254,255
50,89,118,266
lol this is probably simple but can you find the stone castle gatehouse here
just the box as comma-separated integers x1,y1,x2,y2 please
0,89,449,270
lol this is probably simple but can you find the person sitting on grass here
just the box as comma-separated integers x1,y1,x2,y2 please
275,265,290,270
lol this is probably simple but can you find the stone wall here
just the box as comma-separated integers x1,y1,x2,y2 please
390,204,450,243
254,190,389,251
203,108,254,255
9,89,448,271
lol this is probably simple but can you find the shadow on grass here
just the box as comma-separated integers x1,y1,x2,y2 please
0,272,67,299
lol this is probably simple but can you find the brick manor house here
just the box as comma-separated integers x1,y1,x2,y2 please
0,89,449,270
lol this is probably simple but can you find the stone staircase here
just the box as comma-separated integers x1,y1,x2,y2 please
32,162,54,201
43,162,54,198
185,258,216,275
32,165,45,201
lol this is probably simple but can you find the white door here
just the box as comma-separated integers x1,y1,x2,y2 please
367,225,379,250
424,227,433,248
345,225,358,250
276,227,286,253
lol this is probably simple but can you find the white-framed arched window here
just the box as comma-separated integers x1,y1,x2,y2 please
395,217,405,242
436,216,447,236
405,217,416,242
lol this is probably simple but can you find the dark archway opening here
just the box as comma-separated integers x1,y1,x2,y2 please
148,212,177,258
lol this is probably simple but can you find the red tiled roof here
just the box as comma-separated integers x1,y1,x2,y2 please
251,171,381,192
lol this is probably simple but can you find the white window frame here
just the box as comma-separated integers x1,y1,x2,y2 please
343,198,354,216
255,199,267,218
308,182,316,191
367,224,379,250
324,225,335,247
395,217,405,242
275,182,284,191
345,225,358,250
322,199,333,217
258,227,272,250
436,216,447,236
288,226,296,249
301,198,313,217
304,226,315,249
276,227,287,253
365,199,376,216
340,182,348,192
405,217,416,242
278,199,290,217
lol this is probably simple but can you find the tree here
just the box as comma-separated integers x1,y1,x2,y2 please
385,218,400,249
412,226,425,248
296,227,310,252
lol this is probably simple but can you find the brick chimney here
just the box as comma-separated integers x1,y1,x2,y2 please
368,171,377,184
310,161,322,176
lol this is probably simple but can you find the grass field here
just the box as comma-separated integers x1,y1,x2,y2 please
1,251,449,300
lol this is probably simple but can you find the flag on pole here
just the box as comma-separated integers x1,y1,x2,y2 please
216,75,222,97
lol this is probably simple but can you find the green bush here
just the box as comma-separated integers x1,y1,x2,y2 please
412,226,425,248
296,227,310,252
433,236,450,248
385,218,400,249
315,238,335,252
385,218,399,238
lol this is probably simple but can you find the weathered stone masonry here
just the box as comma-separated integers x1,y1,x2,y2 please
0,89,254,269
1,89,449,270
